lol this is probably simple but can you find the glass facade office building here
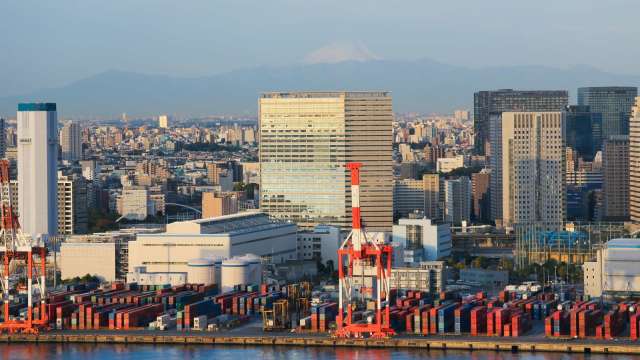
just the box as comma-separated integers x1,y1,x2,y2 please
474,89,568,155
578,86,637,139
565,105,602,161
259,92,393,231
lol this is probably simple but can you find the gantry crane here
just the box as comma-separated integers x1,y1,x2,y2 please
335,163,395,338
0,160,48,334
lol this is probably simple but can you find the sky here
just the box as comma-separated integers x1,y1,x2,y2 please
1,0,639,97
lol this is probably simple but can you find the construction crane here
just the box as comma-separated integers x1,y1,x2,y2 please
335,163,395,339
0,160,48,334
262,299,290,331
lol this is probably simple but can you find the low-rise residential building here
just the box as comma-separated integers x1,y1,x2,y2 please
296,225,341,265
390,261,446,294
392,215,451,265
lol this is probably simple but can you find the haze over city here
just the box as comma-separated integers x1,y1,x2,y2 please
2,1,640,116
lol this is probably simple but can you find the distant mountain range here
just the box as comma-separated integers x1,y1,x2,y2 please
1,59,639,118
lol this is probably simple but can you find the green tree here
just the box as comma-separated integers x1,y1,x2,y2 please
471,256,489,269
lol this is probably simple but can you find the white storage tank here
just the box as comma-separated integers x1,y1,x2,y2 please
241,254,262,285
187,258,215,286
221,258,249,292
213,257,223,286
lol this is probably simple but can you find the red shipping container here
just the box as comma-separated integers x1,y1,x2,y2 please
544,315,553,337
487,309,496,336
421,310,430,336
595,324,604,339
630,313,639,340
405,313,414,332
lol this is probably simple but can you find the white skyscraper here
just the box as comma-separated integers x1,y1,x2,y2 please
158,115,169,129
17,103,59,236
501,112,565,228
444,176,472,225
60,121,82,161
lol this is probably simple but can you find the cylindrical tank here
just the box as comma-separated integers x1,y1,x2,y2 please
213,257,223,286
241,254,262,285
221,258,249,292
187,258,215,286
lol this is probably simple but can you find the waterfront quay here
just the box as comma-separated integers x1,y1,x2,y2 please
3,331,640,355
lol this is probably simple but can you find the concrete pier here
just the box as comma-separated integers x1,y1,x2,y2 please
2,333,640,355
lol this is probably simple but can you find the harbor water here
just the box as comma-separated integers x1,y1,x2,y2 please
0,343,635,360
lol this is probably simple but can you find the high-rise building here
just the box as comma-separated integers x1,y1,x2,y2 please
565,105,602,161
17,103,58,236
118,186,152,221
500,112,565,228
158,115,169,129
60,121,82,161
630,97,640,223
602,135,630,221
578,86,638,141
454,110,470,122
393,179,425,219
57,173,88,235
206,162,222,185
444,177,471,225
202,192,239,218
474,89,568,155
471,169,490,223
578,87,637,139
259,91,393,231
423,174,442,222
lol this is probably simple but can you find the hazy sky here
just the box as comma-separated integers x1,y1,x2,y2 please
1,0,639,97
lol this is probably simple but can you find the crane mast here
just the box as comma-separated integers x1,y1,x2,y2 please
0,159,48,334
336,162,395,338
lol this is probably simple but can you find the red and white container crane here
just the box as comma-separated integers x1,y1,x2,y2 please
335,162,395,338
0,160,48,333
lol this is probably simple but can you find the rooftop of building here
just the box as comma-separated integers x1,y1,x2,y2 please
18,103,56,111
578,86,638,91
606,238,640,249
475,89,568,95
260,91,390,99
157,210,296,236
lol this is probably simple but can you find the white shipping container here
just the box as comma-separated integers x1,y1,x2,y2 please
193,315,208,330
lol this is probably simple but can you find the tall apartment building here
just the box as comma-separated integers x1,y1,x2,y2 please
259,92,393,231
17,103,58,236
578,87,637,138
206,163,221,185
500,112,565,228
118,186,152,221
471,169,490,223
474,89,568,155
202,192,239,218
393,178,426,219
630,97,640,223
60,121,82,161
158,115,169,129
444,177,471,225
602,136,630,220
57,173,88,235
423,174,442,222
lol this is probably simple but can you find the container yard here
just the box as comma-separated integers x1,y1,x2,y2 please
6,277,640,345
4,274,640,354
